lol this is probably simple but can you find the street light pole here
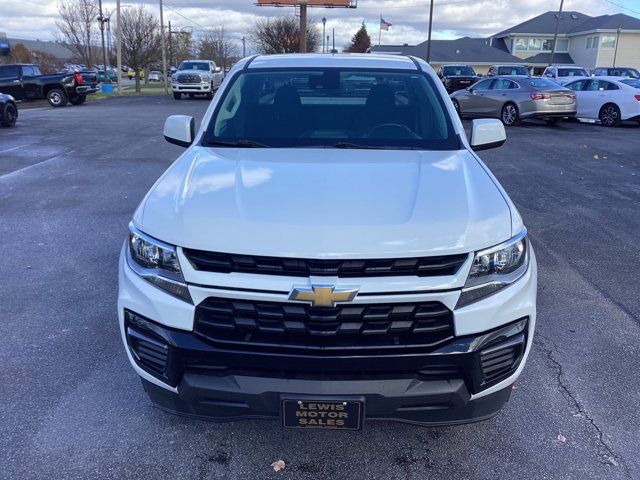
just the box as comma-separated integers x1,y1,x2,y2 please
426,0,434,63
549,0,564,66
322,17,327,53
299,0,308,53
158,0,169,94
116,0,122,94
97,0,109,79
613,26,622,67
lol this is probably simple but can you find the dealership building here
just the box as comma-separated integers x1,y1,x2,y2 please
371,10,640,75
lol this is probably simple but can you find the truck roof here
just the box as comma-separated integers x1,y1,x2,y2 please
243,53,422,71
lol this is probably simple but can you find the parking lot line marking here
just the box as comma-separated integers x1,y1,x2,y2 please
0,144,31,155
0,150,75,181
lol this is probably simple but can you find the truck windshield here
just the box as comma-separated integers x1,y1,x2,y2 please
558,68,588,77
498,66,529,75
611,68,640,79
204,68,459,150
179,62,209,71
443,66,475,76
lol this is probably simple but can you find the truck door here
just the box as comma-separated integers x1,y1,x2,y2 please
20,65,41,99
0,65,24,99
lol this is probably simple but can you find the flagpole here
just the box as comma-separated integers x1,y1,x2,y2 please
379,14,382,46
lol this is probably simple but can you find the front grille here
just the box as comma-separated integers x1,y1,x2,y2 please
194,297,454,355
479,339,524,383
177,73,202,84
182,249,468,278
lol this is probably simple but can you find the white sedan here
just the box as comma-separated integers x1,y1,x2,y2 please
564,76,640,126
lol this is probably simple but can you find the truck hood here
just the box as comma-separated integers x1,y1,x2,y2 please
135,147,512,258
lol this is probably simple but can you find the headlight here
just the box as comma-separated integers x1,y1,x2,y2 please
127,224,191,303
457,230,528,308
171,74,177,82
201,75,210,83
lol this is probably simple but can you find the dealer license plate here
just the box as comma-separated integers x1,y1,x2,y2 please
281,399,363,430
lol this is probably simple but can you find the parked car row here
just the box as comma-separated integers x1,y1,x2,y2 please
444,66,640,127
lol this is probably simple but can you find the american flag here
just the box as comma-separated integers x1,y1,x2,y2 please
380,18,392,31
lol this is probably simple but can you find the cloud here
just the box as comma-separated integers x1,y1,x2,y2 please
1,0,628,51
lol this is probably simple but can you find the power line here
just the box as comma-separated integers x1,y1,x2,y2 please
163,3,212,31
602,0,640,17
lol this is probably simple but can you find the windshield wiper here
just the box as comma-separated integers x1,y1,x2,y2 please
330,142,386,150
205,139,271,148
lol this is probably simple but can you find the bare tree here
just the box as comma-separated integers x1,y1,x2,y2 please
170,29,194,66
120,5,161,93
198,27,237,71
9,43,33,63
56,0,98,67
250,16,319,54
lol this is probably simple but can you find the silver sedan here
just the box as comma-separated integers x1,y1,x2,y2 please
450,76,577,126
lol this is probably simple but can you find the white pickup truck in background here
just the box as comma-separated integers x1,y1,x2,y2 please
171,59,224,100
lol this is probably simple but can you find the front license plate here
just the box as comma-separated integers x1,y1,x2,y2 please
282,399,363,430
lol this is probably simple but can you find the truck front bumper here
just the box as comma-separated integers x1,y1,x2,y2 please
171,82,212,93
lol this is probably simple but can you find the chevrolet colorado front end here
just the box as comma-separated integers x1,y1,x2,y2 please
119,54,537,429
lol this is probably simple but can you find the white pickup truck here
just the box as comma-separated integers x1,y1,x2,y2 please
120,53,537,430
171,59,224,100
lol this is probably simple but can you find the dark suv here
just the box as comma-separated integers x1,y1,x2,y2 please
436,64,478,92
0,64,98,107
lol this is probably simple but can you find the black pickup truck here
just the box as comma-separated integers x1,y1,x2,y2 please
436,64,479,93
0,64,98,107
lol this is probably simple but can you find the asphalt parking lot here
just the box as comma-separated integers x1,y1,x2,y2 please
1,96,639,480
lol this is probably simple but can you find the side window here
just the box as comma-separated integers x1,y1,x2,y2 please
22,66,35,76
605,81,619,91
488,67,496,76
566,80,587,91
491,79,514,90
472,79,492,91
585,80,601,91
32,66,41,76
0,65,20,79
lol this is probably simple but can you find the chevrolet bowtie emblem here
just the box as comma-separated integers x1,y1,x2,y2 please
289,285,359,307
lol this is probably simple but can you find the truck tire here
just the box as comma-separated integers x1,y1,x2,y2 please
70,94,87,105
47,88,68,107
173,92,181,100
1,102,18,127
205,92,213,100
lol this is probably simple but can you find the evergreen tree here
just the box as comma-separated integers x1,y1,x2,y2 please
345,22,371,53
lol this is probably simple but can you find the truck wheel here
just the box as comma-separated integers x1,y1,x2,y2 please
47,89,68,107
189,93,195,98
70,95,87,105
173,92,181,100
205,92,213,100
1,102,18,127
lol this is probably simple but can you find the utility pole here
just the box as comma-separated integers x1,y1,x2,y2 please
426,0,434,63
613,26,622,67
106,13,111,64
97,0,108,79
242,36,246,57
322,17,327,53
158,0,169,94
332,28,335,54
299,0,308,53
116,0,122,94
168,20,173,67
549,0,564,66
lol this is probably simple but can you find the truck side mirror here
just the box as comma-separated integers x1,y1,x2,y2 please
214,66,222,73
470,119,506,151
164,115,195,148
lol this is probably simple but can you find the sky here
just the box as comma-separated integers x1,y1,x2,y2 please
2,0,639,53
